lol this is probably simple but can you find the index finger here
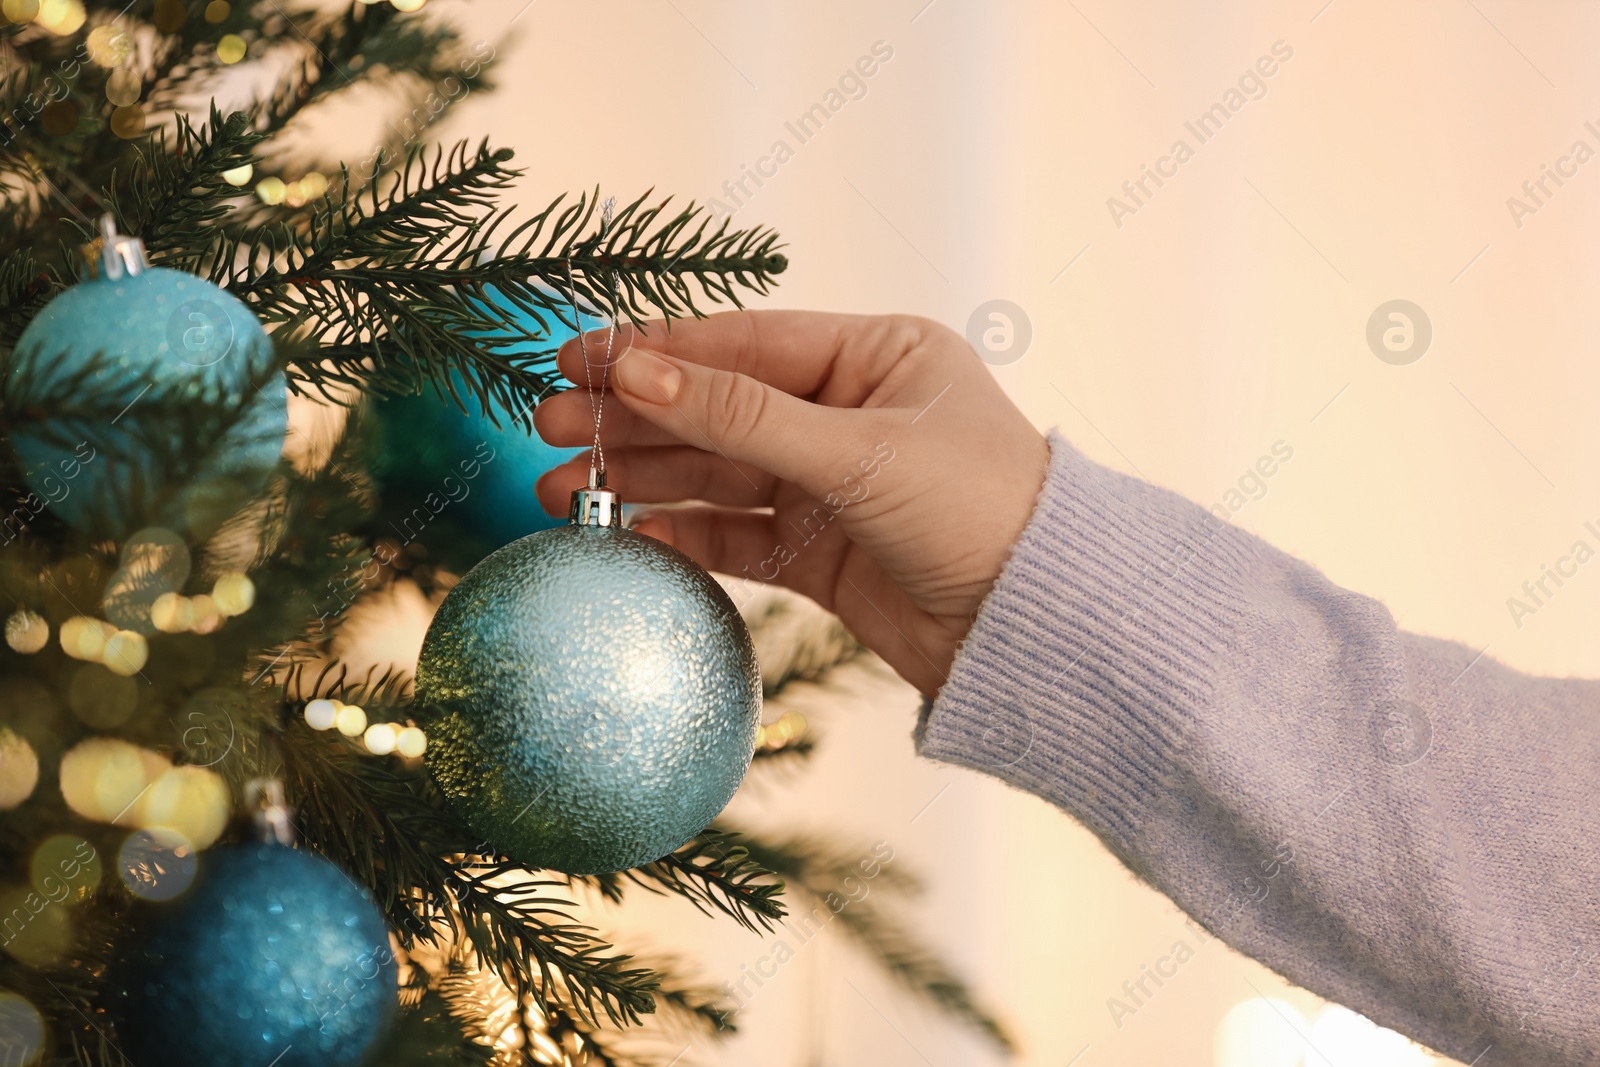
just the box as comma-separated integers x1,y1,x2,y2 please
556,309,859,399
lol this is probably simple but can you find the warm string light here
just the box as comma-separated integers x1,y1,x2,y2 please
0,992,44,1067
0,728,39,810
34,0,83,32
754,709,808,752
1213,998,1436,1067
56,739,231,848
149,573,256,635
215,33,246,63
54,617,149,675
85,24,132,66
5,608,48,653
304,699,427,757
35,572,260,678
256,171,327,206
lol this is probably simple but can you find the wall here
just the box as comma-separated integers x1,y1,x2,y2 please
425,2,1600,1064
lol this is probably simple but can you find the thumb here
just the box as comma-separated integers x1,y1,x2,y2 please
609,346,869,492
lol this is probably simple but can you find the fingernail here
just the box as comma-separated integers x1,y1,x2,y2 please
613,349,681,403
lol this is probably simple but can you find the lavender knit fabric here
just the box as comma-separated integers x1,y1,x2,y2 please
915,433,1600,1066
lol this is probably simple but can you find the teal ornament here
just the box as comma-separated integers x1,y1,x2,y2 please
414,481,762,874
3,219,286,537
113,840,395,1067
367,286,603,566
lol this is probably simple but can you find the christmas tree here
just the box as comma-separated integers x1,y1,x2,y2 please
0,1,1009,1064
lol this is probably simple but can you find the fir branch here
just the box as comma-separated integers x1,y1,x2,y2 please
377,986,496,1067
743,594,865,698
733,830,1016,1054
0,246,55,348
108,107,263,260
257,3,406,136
271,721,662,1028
750,733,817,764
193,149,785,419
621,828,786,933
257,4,489,153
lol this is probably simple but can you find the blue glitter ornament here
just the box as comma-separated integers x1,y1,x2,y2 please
3,218,286,537
113,832,395,1067
367,286,602,565
414,481,762,874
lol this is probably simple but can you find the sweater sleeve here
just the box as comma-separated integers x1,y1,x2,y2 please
915,433,1600,1066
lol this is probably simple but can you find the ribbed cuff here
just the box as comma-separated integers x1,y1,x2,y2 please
914,432,1257,855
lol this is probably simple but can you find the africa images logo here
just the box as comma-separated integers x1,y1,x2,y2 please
165,298,236,368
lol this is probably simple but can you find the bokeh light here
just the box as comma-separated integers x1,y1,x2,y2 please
255,176,286,205
363,722,397,755
1,0,38,23
104,68,141,106
212,572,254,616
215,33,246,64
299,171,328,199
137,766,230,848
149,591,190,633
101,630,149,677
396,725,427,758
58,616,111,661
1308,1005,1435,1067
35,0,79,31
109,104,145,139
30,834,102,905
304,698,338,731
0,884,72,966
336,703,367,737
117,828,197,901
85,25,133,66
102,528,188,634
187,594,221,634
1213,997,1307,1067
4,609,48,654
202,0,228,21
58,738,167,824
0,991,45,1067
0,728,39,810
221,162,254,186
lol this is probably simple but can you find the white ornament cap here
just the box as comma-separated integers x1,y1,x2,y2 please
81,214,150,281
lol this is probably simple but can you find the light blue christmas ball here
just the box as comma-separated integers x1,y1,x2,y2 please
368,286,604,565
113,842,395,1067
414,523,762,874
4,266,286,536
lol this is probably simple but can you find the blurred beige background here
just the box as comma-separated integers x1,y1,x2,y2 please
390,1,1600,1064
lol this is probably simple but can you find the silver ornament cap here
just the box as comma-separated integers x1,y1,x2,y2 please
569,468,622,528
80,214,150,281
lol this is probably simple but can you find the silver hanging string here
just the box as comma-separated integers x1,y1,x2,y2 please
566,196,620,488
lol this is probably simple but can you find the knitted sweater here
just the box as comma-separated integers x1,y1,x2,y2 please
916,434,1600,1066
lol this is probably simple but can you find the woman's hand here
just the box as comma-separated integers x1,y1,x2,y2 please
534,310,1049,696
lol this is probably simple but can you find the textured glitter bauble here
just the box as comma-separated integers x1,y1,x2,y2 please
4,266,286,537
112,842,395,1067
414,524,762,874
